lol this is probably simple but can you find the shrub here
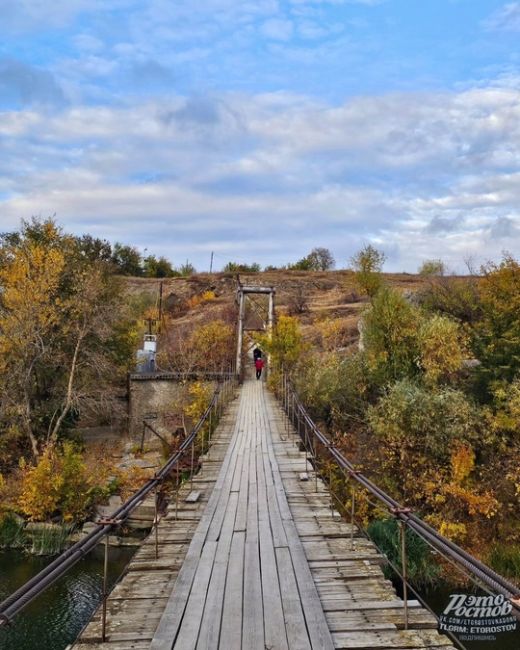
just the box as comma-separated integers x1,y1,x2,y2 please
367,518,440,588
368,380,478,464
18,443,98,522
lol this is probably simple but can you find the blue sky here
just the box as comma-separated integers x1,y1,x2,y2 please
1,1,519,271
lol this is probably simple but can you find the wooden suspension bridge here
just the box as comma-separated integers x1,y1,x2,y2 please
72,376,454,650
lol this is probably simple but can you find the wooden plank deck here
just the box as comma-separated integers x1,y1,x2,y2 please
74,379,455,650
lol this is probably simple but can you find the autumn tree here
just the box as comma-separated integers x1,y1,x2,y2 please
260,315,305,377
350,245,386,297
0,219,137,461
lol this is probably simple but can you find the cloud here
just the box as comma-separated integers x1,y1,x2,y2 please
0,59,65,107
260,19,294,41
485,2,520,32
2,77,520,271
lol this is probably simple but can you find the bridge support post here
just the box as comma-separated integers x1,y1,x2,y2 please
235,290,245,378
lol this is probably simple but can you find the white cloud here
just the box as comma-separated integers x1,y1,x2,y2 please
1,78,520,271
485,2,520,32
260,18,294,40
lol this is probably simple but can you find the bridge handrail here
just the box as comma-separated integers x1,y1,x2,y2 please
282,375,520,609
0,375,236,628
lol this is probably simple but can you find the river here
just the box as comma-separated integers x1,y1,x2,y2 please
0,547,135,650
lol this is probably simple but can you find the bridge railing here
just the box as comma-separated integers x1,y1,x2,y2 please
277,373,520,635
0,373,238,637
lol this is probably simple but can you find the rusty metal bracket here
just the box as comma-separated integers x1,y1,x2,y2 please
96,518,123,526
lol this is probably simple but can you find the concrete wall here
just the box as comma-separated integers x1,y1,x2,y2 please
128,374,219,438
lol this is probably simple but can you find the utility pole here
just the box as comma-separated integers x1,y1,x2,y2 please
158,281,163,331
209,251,214,274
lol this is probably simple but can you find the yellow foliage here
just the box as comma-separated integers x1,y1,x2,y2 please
450,444,475,484
438,521,468,543
186,290,216,310
116,465,154,501
18,443,98,522
418,314,468,384
183,382,212,423
317,318,349,352
188,320,234,372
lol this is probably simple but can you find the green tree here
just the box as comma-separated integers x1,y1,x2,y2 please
418,259,446,276
292,247,335,271
179,261,196,276
361,287,419,385
143,255,176,278
111,243,143,276
222,261,261,273
474,254,520,395
74,235,112,264
350,245,386,297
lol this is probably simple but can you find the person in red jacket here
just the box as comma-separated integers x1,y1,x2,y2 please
255,356,264,380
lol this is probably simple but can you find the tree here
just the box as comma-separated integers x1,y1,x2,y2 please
260,315,304,374
179,261,196,277
291,247,335,271
350,245,386,297
306,247,335,271
418,259,446,276
0,219,137,461
111,243,143,276
143,255,176,278
361,287,419,385
474,254,520,395
74,235,112,264
222,261,261,273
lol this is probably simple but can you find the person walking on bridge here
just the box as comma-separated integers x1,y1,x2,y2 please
255,356,264,380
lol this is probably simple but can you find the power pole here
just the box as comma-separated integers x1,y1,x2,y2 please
158,281,163,330
209,251,214,274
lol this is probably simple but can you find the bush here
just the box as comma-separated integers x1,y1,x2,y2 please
367,518,440,588
368,380,478,464
18,443,99,522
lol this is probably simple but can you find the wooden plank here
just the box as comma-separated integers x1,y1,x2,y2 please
332,629,454,648
275,546,312,650
173,541,218,648
219,532,245,649
196,492,239,649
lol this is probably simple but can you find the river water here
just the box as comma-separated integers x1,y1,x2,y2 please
0,547,135,650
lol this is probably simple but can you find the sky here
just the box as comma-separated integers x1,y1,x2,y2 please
0,1,519,272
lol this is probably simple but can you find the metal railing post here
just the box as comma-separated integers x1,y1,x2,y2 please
175,457,180,519
101,534,109,641
350,483,356,550
154,477,159,560
400,520,409,630
313,425,318,493
190,439,195,493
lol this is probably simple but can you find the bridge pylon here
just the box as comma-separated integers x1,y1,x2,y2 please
235,282,275,379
